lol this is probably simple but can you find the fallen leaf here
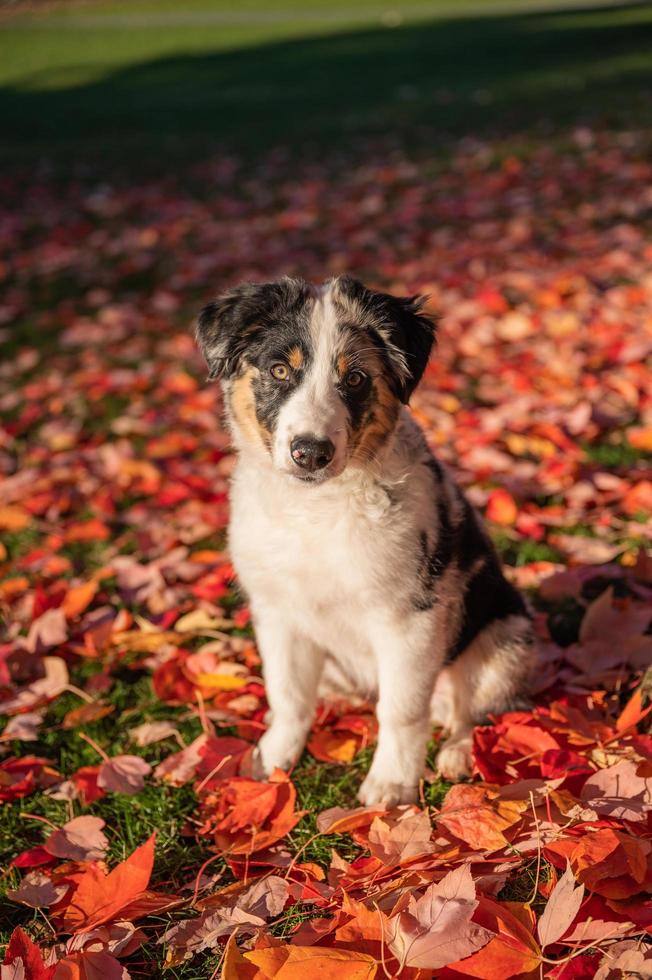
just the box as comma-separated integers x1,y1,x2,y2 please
581,759,652,822
62,580,99,620
594,939,652,979
98,755,151,794
7,870,69,908
1,657,69,713
486,489,518,525
537,863,585,947
45,816,109,862
62,833,156,932
0,712,44,742
245,945,378,978
316,806,384,835
129,721,180,747
389,865,492,969
53,951,131,979
2,927,55,980
63,703,115,729
199,771,304,855
22,609,68,654
445,895,542,978
367,807,435,864
438,784,525,852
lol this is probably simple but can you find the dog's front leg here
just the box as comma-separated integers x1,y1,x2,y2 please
252,606,325,778
358,614,441,807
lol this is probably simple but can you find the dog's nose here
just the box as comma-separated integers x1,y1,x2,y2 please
290,435,335,472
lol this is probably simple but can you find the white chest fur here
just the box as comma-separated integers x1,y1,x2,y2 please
230,457,413,644
233,431,442,674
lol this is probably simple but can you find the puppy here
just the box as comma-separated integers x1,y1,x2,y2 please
196,276,532,806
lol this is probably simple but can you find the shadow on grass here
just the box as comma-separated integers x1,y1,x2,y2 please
2,1,652,170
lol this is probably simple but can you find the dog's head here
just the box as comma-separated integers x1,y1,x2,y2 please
196,275,436,484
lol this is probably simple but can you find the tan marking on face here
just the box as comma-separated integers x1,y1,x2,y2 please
288,347,304,371
229,366,272,451
351,372,400,462
337,353,349,377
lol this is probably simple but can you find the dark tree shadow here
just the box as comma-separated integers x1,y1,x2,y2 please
2,2,652,170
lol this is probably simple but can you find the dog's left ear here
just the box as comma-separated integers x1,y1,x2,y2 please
335,277,437,403
377,291,438,403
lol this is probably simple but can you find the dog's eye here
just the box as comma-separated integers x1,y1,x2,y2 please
270,363,290,381
345,370,366,389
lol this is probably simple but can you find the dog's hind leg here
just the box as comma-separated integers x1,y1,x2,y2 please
433,613,532,781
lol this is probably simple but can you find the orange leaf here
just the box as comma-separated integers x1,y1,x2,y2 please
622,480,652,516
62,519,111,544
0,505,31,531
438,784,525,852
570,829,651,899
51,951,127,979
627,426,652,452
62,703,114,729
308,729,360,763
0,576,30,601
486,489,517,525
200,772,305,855
62,832,155,932
616,687,652,733
334,893,390,957
221,933,259,979
245,945,378,979
444,896,541,979
62,580,98,620
316,806,385,835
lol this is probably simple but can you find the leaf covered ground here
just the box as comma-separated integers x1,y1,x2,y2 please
1,78,652,980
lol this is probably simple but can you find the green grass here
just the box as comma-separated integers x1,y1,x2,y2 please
2,0,652,168
583,438,652,469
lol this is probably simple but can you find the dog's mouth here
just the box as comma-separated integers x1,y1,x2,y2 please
287,465,344,485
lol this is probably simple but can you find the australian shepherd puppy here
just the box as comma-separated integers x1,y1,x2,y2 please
196,276,532,806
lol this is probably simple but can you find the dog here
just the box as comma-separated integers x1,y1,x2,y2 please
195,275,532,806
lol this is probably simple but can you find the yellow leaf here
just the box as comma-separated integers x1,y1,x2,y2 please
195,672,247,691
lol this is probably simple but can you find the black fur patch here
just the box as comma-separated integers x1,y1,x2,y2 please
424,456,444,484
455,493,495,574
415,456,529,654
447,559,529,661
413,496,455,611
339,373,374,434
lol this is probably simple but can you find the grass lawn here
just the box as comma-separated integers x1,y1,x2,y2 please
1,2,652,977
1,0,652,166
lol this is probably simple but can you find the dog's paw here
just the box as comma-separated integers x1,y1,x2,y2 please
251,727,305,779
436,736,473,782
357,772,418,808
250,745,268,781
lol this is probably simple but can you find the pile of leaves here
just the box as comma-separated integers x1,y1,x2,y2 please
1,126,652,978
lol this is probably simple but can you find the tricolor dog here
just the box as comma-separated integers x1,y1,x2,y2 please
196,276,532,806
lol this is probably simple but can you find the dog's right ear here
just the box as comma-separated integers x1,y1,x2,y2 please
195,284,258,381
196,278,311,381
